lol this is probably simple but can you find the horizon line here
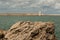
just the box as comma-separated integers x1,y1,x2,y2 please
0,13,60,16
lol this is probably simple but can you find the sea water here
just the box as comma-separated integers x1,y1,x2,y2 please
0,16,60,40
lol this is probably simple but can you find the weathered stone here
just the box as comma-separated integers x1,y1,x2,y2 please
0,29,6,40
1,21,56,40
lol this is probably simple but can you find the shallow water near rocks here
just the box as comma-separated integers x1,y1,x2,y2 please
0,16,60,40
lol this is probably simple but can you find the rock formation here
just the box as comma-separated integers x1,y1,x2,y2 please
0,21,56,40
0,29,6,40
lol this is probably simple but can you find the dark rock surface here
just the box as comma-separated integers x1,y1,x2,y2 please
0,21,56,40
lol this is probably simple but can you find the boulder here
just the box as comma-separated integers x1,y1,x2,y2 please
4,21,56,40
0,29,6,40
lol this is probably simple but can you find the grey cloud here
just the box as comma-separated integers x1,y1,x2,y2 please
0,0,60,14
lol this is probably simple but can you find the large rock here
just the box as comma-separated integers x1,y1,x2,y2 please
0,29,6,40
4,21,56,40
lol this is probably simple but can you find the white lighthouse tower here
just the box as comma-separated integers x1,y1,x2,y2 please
39,11,42,16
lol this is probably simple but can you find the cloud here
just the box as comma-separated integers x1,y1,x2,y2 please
0,0,60,14
0,0,55,8
54,3,60,9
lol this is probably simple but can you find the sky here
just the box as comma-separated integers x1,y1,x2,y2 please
0,0,60,14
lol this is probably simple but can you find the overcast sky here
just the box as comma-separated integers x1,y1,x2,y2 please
0,0,60,14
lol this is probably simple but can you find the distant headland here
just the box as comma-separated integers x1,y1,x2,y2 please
0,13,60,16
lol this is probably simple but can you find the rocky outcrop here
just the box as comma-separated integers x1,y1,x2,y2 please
0,21,56,40
4,21,56,40
0,29,6,40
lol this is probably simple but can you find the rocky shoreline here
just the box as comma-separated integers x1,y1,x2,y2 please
0,21,57,40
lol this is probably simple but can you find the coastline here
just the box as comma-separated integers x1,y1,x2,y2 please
0,13,60,16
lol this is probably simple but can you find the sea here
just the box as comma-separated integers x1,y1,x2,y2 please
0,16,60,40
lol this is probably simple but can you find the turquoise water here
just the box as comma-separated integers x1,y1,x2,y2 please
0,16,60,40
